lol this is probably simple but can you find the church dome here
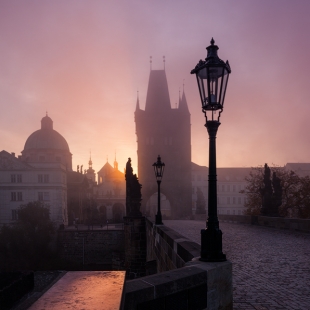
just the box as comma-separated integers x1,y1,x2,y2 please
23,115,70,152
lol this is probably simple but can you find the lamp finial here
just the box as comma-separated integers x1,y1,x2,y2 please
211,37,215,45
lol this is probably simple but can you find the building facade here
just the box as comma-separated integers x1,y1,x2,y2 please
95,158,126,222
216,167,251,215
0,115,69,226
191,164,251,216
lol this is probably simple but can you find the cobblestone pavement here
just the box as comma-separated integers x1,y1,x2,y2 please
164,220,310,310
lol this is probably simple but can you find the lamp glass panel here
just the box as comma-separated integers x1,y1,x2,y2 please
197,67,208,79
197,76,207,108
219,68,229,106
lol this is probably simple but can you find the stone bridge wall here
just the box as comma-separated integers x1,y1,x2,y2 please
57,230,125,267
124,218,232,310
218,214,310,233
145,217,200,272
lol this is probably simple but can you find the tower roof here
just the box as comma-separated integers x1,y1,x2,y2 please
145,70,171,112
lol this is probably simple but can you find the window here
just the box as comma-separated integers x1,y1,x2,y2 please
17,192,22,201
233,185,236,192
233,197,236,204
44,192,50,201
17,174,22,183
38,192,43,201
227,210,230,215
11,174,16,183
238,197,241,204
233,210,235,215
222,185,225,192
227,185,230,192
12,210,18,220
11,192,16,201
38,174,49,183
227,197,230,204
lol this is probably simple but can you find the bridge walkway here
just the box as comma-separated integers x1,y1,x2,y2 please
164,220,310,310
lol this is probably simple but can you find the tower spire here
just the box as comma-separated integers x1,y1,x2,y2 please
163,55,165,70
88,150,92,168
135,90,140,111
179,82,190,113
114,151,118,170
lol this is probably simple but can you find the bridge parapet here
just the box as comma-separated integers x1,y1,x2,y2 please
123,218,232,310
219,214,310,233
145,217,200,272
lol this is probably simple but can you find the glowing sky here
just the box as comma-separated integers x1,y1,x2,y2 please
1,0,310,175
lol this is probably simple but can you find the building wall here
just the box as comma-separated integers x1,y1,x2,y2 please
191,163,208,214
0,151,67,226
191,165,251,216
217,176,248,216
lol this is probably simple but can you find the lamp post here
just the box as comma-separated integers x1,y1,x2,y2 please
153,155,165,225
191,38,231,262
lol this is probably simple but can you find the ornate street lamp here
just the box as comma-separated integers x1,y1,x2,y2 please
191,38,231,262
153,155,165,225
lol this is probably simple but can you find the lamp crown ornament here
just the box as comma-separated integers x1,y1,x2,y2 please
191,38,231,122
153,155,165,181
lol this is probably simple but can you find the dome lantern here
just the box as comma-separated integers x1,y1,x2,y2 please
41,114,53,130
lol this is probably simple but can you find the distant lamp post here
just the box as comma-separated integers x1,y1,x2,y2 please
191,38,231,262
153,155,165,225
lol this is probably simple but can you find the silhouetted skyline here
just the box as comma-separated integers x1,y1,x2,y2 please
1,0,310,174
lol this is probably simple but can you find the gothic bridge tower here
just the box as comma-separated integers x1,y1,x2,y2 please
135,69,191,219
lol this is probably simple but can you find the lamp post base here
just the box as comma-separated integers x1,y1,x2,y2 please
200,228,226,262
155,213,163,225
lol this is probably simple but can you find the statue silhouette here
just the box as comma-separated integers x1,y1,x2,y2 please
125,158,142,217
260,164,282,217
